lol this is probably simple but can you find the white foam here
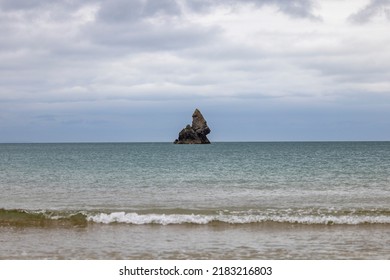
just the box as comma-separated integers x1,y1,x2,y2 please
87,212,214,225
86,212,390,225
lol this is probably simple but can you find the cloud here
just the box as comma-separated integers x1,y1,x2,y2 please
0,0,49,10
349,0,390,23
85,19,221,51
90,0,319,51
97,0,181,23
0,0,388,104
253,0,320,19
183,0,320,19
94,0,320,22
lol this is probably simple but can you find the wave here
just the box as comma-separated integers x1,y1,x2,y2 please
87,209,390,225
0,209,88,227
1,208,390,227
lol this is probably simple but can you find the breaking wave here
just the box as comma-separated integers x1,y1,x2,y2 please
1,208,390,227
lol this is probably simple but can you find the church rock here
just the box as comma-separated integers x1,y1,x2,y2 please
174,109,211,144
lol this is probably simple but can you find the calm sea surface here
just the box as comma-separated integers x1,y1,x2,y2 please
1,142,389,259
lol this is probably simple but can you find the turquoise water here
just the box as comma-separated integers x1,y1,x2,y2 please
1,142,390,259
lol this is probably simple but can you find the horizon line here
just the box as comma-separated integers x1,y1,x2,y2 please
1,140,390,144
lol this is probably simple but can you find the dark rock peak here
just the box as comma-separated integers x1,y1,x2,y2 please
174,109,211,144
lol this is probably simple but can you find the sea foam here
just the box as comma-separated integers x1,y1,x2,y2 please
87,212,214,225
86,211,390,225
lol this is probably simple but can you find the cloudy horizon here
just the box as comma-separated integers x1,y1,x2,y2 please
1,0,390,142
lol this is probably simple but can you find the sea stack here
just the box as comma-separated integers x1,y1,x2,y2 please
174,109,211,144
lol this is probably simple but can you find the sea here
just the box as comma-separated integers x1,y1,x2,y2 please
0,142,389,259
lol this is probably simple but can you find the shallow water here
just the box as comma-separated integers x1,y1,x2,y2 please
1,223,389,259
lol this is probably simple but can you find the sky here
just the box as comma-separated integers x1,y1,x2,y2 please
0,0,390,142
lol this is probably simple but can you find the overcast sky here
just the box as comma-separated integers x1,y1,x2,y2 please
1,0,390,142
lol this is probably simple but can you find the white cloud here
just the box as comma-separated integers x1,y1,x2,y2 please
349,0,390,23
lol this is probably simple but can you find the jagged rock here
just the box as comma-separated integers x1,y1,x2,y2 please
174,109,211,144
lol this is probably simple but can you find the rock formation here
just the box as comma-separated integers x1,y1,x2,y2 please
174,109,211,144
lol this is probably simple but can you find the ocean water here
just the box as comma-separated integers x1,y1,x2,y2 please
0,142,389,259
